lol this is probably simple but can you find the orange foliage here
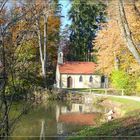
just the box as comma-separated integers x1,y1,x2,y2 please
94,0,140,75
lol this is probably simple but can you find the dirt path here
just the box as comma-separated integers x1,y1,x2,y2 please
68,90,140,102
94,94,140,102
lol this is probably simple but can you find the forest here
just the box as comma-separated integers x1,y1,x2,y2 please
0,0,140,138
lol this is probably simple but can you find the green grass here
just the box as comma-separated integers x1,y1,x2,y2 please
68,96,140,139
108,97,140,115
68,119,123,139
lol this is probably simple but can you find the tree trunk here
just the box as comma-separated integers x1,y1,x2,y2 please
1,36,9,137
42,12,48,84
113,51,119,70
36,14,48,87
41,60,46,78
133,0,140,17
118,0,140,64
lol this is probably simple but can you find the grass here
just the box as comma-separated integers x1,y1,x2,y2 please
68,96,140,139
108,96,140,115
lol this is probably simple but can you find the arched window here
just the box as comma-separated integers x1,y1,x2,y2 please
67,76,72,88
79,76,83,82
89,76,93,82
59,52,63,58
58,52,63,64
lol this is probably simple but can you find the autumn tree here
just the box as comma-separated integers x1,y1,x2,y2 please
0,0,61,136
23,0,61,87
95,0,140,73
0,1,35,137
118,0,140,64
94,0,140,93
46,0,61,86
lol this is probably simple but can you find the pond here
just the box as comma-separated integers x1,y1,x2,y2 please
10,100,106,140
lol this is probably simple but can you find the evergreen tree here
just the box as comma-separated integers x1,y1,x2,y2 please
68,0,106,61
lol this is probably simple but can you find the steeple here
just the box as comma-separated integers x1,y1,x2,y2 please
57,47,63,65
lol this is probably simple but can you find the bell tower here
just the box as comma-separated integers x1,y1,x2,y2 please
57,47,63,65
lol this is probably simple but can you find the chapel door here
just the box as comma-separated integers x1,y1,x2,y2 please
101,75,105,88
67,76,72,88
101,75,108,88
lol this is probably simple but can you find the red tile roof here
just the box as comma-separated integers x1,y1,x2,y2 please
58,61,97,74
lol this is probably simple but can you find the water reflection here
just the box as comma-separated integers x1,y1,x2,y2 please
11,101,105,139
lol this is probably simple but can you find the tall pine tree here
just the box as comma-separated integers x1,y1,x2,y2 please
68,0,106,61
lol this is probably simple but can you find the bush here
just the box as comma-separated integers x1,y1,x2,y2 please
111,70,129,90
136,78,140,94
110,70,140,95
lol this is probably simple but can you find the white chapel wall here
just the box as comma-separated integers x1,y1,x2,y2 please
60,74,101,88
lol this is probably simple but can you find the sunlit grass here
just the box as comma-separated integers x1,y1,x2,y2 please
108,97,140,115
68,96,140,139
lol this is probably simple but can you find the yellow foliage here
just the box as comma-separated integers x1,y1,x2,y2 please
94,0,140,75
136,79,140,92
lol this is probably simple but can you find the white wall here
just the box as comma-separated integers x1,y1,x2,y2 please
60,74,101,88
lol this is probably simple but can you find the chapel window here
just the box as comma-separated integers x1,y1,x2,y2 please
79,76,83,82
89,76,93,82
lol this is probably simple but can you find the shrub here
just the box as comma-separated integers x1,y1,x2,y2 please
136,78,140,94
111,70,129,90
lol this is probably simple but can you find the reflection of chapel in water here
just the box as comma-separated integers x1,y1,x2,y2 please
55,103,104,135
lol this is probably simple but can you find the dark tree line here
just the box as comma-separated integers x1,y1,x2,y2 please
67,0,106,61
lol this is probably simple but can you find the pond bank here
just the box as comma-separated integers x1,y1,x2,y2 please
2,87,50,102
6,89,140,139
69,96,140,139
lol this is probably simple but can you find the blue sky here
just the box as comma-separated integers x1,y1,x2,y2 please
59,0,71,30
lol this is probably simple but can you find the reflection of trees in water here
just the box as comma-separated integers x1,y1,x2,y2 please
0,37,33,138
0,96,32,139
11,102,57,137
